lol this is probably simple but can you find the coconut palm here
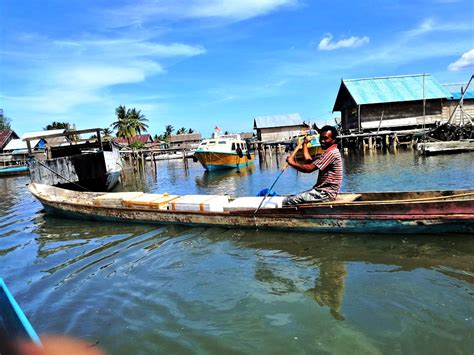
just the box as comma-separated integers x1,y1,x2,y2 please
187,128,195,134
128,108,149,135
177,127,187,134
164,125,174,137
102,128,113,137
111,105,148,144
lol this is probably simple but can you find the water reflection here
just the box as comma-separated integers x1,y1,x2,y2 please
195,165,256,192
232,231,473,320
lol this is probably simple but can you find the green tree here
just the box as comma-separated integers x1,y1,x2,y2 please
0,114,11,130
111,105,148,144
187,128,195,134
128,108,149,135
102,128,113,138
164,125,174,137
44,121,71,130
177,127,187,134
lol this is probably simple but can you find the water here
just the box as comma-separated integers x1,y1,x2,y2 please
1,149,473,354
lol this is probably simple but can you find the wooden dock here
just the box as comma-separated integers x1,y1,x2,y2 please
417,139,474,155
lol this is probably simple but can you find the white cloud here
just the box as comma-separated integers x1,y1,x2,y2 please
2,36,205,117
317,34,370,51
448,49,474,71
405,18,473,37
108,0,299,26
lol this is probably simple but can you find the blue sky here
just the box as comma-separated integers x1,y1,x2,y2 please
1,0,473,138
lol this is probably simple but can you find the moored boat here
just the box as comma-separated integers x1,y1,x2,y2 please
193,134,254,171
25,128,122,192
0,165,29,177
29,183,474,234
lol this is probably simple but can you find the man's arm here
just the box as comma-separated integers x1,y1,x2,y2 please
287,139,317,173
302,136,312,162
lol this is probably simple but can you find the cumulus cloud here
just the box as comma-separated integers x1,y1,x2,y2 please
448,49,474,71
317,33,370,51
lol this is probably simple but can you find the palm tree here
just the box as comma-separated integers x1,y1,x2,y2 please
177,127,187,134
111,105,148,145
111,105,133,140
128,108,149,135
187,128,195,134
164,125,174,137
44,121,71,130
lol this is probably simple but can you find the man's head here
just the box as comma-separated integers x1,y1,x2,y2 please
319,125,338,149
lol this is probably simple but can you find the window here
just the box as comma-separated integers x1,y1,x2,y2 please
231,143,235,150
219,141,226,144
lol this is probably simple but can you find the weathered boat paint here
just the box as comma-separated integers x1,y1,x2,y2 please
29,184,474,234
193,151,254,171
0,165,29,177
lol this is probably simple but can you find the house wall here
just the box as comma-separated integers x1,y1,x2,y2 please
342,99,447,131
445,99,474,125
169,140,201,149
257,126,305,141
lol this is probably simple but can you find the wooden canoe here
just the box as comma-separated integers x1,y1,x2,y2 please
0,278,41,344
28,183,474,234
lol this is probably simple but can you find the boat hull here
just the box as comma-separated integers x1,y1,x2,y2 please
29,184,474,234
194,151,254,171
0,166,29,177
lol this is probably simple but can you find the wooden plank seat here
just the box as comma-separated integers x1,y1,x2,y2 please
327,193,362,204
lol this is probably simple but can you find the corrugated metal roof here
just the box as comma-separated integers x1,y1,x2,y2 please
169,133,202,143
333,74,452,111
4,138,40,151
450,91,474,100
21,129,65,140
0,130,19,149
443,83,474,100
254,113,303,129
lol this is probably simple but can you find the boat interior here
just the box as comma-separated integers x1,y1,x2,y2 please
29,183,474,213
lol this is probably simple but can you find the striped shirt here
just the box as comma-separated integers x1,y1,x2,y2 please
312,144,342,199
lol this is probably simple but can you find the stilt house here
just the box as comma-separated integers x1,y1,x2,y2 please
332,74,453,132
253,113,306,142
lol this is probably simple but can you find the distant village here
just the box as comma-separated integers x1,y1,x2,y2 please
1,73,473,165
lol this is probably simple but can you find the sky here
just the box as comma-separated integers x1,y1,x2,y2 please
1,0,473,138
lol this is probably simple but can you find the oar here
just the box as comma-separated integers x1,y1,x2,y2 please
253,139,304,215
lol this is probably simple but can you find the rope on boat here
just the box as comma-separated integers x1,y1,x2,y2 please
35,160,92,192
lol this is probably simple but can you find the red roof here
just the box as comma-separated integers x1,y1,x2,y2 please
114,134,153,145
0,130,19,150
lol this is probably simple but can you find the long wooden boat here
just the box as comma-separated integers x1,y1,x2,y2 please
29,183,474,234
0,278,41,344
193,134,254,171
0,165,29,177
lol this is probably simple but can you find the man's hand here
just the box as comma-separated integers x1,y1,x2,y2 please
286,154,296,165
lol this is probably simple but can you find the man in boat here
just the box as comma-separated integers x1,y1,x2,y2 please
284,125,342,205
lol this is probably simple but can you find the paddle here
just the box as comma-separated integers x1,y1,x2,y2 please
253,138,305,215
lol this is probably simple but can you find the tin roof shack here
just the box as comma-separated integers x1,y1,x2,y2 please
333,74,452,132
0,130,19,152
169,133,202,149
254,113,306,142
443,82,474,127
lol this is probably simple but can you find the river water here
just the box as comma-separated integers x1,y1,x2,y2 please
1,149,473,354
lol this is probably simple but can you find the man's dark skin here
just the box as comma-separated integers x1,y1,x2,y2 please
286,130,336,172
